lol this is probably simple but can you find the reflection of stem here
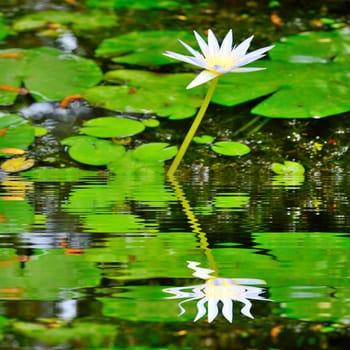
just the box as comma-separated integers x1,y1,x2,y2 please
168,175,218,274
167,78,219,177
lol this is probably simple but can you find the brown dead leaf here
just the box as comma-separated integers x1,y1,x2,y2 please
1,156,35,173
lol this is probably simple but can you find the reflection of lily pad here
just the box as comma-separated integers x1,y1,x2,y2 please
12,320,116,347
84,70,204,119
252,232,350,322
0,248,101,299
95,31,196,66
214,193,250,210
13,10,118,32
87,0,181,9
0,199,34,233
22,167,99,182
61,135,125,166
213,28,350,119
0,47,102,105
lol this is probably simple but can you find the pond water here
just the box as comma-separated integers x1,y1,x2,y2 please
1,170,349,349
1,0,350,349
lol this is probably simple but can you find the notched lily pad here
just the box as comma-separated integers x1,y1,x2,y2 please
80,116,145,138
84,69,204,119
13,10,118,32
213,28,350,119
95,31,196,66
211,141,251,156
0,47,102,105
271,160,305,175
61,135,125,166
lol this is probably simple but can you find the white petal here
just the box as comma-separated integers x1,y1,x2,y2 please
233,35,254,57
186,70,218,89
163,51,206,68
238,298,254,319
194,298,208,322
207,298,219,322
231,67,265,72
220,29,233,56
207,29,220,56
194,30,209,57
239,45,274,65
178,39,206,63
222,299,233,322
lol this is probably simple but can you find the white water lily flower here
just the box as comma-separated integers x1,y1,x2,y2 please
164,29,274,89
164,261,269,322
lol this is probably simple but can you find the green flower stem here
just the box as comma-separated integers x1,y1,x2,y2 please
167,77,219,176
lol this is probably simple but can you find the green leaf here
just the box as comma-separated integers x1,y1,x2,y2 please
271,161,305,175
61,135,125,166
212,28,350,119
13,10,118,32
193,134,215,144
84,70,204,119
0,47,102,105
95,31,196,66
79,116,145,138
211,141,251,156
0,115,35,155
132,142,177,162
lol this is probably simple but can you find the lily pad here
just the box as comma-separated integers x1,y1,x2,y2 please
79,116,145,138
211,141,251,156
0,115,35,155
95,31,196,66
271,160,305,175
132,142,177,162
212,28,350,119
0,47,102,105
13,10,118,32
61,135,125,166
84,70,204,119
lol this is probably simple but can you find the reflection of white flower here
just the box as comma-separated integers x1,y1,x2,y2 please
164,261,269,322
164,29,274,89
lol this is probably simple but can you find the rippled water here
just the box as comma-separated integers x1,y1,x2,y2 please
0,170,349,349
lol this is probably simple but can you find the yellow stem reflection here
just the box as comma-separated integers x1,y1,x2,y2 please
168,175,218,274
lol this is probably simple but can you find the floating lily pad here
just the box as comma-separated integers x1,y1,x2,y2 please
211,141,251,156
271,160,305,175
84,70,204,119
13,10,118,32
0,115,35,156
61,135,125,166
212,28,350,119
132,142,177,162
0,47,102,105
95,31,196,66
80,116,145,138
